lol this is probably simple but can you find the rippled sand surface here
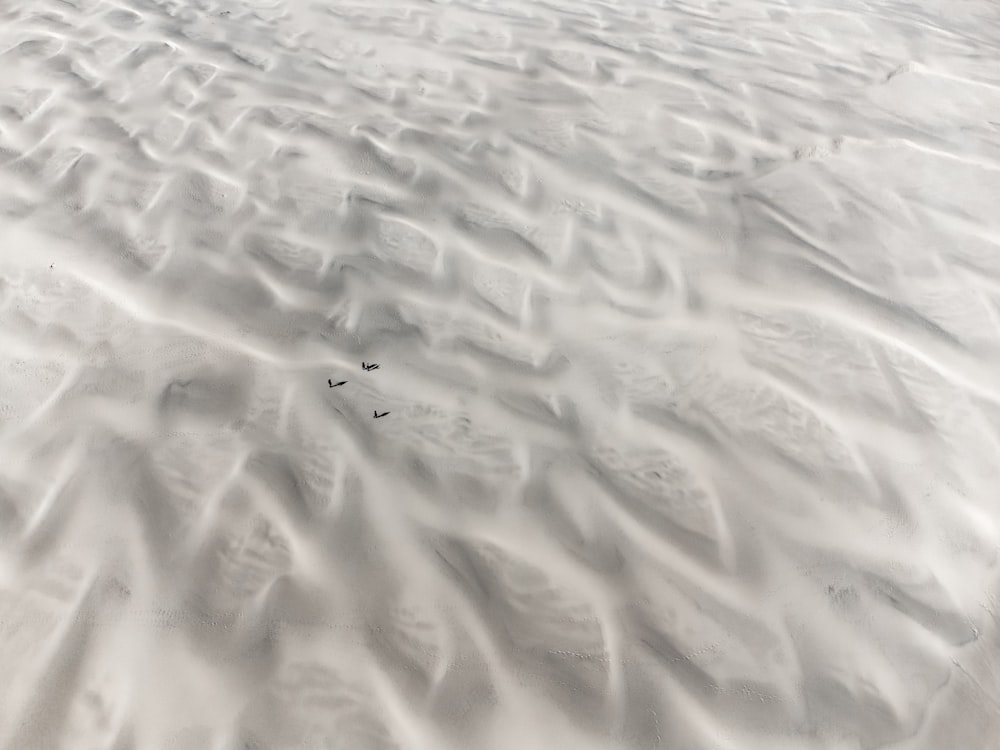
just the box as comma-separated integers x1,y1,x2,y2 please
1,0,1000,748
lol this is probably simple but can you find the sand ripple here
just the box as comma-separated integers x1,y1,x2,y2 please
0,0,999,748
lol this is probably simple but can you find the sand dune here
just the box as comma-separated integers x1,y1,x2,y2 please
1,0,999,748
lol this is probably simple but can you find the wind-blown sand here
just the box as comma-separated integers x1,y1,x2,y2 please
1,0,999,747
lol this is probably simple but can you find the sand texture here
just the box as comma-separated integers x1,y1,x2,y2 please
1,0,1000,748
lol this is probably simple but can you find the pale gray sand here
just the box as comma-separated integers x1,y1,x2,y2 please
1,0,1000,748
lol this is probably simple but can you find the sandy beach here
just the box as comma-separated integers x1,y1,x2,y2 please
1,0,999,747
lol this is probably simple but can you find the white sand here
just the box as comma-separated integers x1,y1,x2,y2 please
1,0,999,747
